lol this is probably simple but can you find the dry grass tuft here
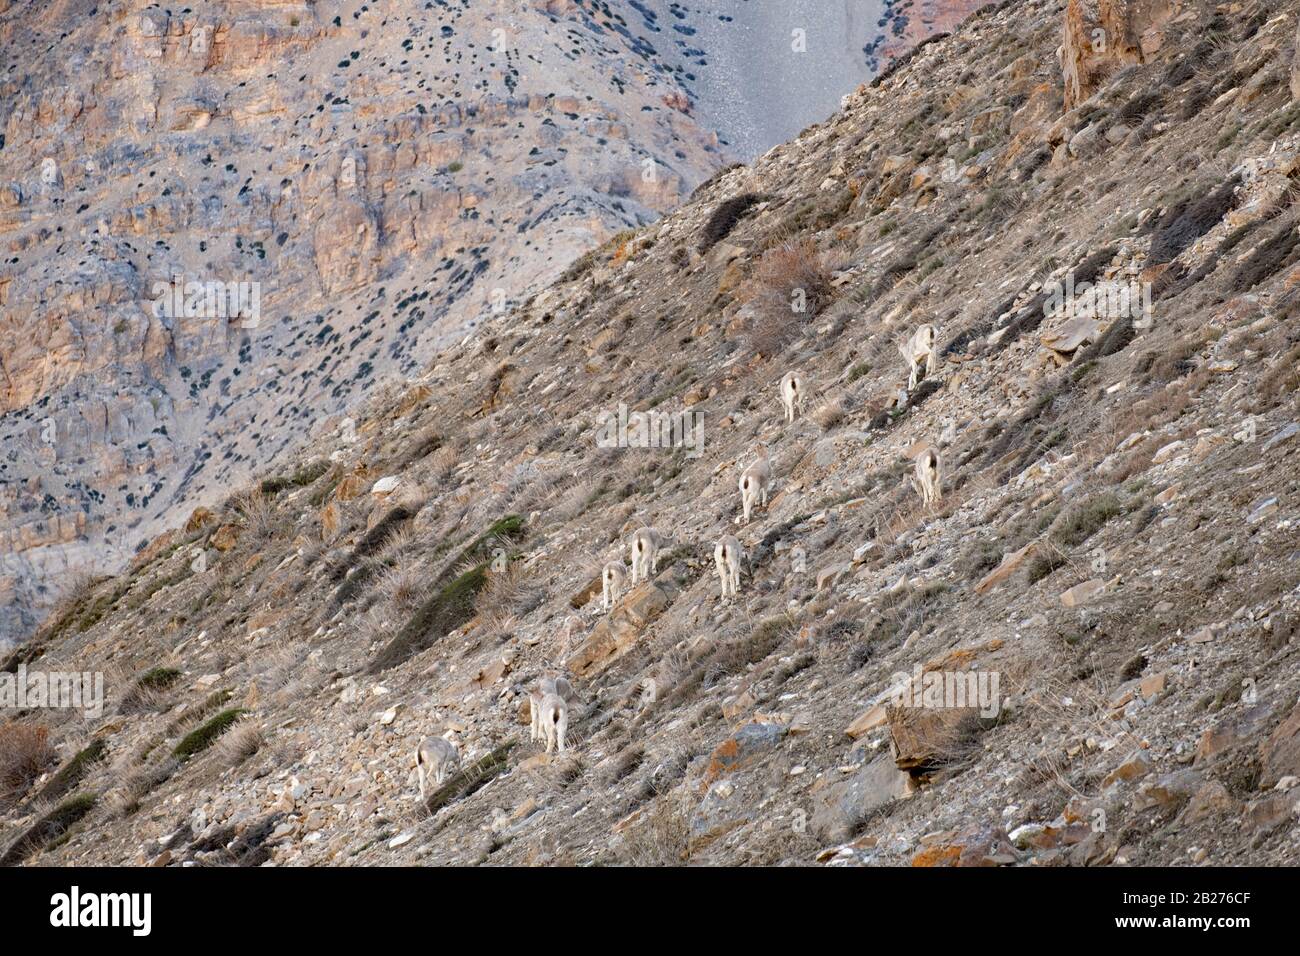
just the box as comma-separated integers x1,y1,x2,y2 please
744,239,835,357
0,722,56,802
214,719,265,767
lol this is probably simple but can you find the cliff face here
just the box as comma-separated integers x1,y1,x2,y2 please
0,0,726,644
868,0,993,68
4,0,1299,867
0,0,954,646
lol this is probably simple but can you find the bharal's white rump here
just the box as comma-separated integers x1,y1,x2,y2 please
714,534,743,600
914,447,942,507
738,446,771,525
601,560,628,610
530,676,578,742
630,527,665,584
538,692,568,753
779,371,806,423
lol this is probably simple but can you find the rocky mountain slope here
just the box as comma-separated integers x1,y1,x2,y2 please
3,0,1300,867
0,0,724,644
0,0,956,647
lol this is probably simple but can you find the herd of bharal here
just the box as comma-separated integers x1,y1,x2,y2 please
414,322,944,788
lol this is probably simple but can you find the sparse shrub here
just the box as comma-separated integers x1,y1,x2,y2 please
377,563,424,613
34,739,107,804
1026,550,1068,585
425,444,458,481
750,239,833,316
231,488,276,542
0,722,55,801
214,719,264,767
813,395,849,431
745,240,834,357
1049,492,1124,548
111,758,178,817
700,193,763,252
0,793,96,865
474,561,542,620
368,563,490,672
173,708,247,761
260,459,330,495
616,790,691,865
1232,216,1300,292
340,504,416,572
1148,177,1239,264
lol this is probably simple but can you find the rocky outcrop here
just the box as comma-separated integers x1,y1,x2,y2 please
1061,0,1178,110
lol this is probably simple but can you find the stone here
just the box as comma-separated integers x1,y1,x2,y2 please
845,703,889,739
1151,439,1186,464
1138,672,1166,700
975,543,1034,595
1243,791,1300,832
1060,579,1105,607
703,720,787,785
370,476,401,496
1195,702,1275,765
1260,702,1300,790
1133,769,1203,814
809,755,915,842
1247,497,1279,524
815,562,851,590
567,571,603,609
1262,422,1298,451
1102,753,1150,787
721,690,757,721
566,582,672,678
688,779,753,853
1041,315,1101,355
1177,781,1236,824
911,823,1017,867
888,701,981,772
1061,0,1175,110
210,524,242,552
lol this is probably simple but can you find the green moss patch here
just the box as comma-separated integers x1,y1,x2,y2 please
0,793,97,866
172,708,246,761
33,740,107,805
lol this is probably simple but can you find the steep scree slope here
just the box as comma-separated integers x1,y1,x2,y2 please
0,0,969,647
2,0,1299,866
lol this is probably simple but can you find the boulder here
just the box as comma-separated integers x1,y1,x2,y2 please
810,755,915,842
566,582,672,678
703,719,787,785
911,824,1018,866
888,701,981,772
975,542,1034,595
210,524,242,552
1060,578,1105,607
1260,701,1300,790
1061,0,1176,111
